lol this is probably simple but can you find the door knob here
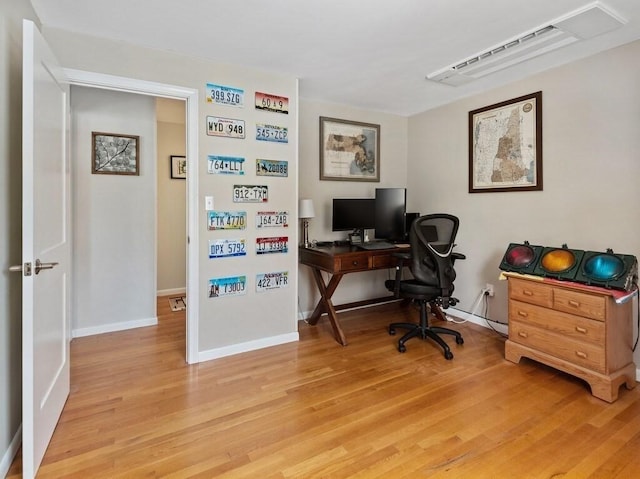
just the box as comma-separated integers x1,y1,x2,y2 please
8,259,57,276
34,259,58,274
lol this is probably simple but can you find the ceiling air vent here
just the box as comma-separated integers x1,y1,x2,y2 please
426,2,626,86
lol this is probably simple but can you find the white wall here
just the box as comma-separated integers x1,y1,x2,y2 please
0,1,40,474
408,40,640,364
297,99,408,313
71,86,157,335
44,27,300,355
156,98,186,295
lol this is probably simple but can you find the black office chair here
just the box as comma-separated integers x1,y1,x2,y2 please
386,214,465,359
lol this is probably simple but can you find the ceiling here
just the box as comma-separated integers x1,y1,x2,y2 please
30,0,640,116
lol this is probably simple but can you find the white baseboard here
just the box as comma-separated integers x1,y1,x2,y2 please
199,332,299,363
72,316,158,338
157,287,186,297
0,423,22,478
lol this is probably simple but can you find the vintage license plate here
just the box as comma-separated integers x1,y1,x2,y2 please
208,275,247,298
256,236,289,255
256,271,289,292
255,92,289,114
207,211,247,230
206,83,244,107
256,159,288,177
233,184,268,203
206,116,245,139
208,155,245,175
256,123,288,143
256,211,289,228
208,238,247,259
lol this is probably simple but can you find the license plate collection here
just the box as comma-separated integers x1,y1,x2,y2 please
206,84,291,298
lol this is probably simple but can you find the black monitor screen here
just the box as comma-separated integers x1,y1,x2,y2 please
332,198,376,232
375,188,407,241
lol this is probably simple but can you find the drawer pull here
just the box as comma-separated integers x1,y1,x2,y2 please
522,290,533,296
575,351,588,359
575,326,588,334
568,300,580,308
352,261,359,266
518,331,528,338
517,311,528,317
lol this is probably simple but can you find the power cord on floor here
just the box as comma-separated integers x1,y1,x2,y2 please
445,288,508,338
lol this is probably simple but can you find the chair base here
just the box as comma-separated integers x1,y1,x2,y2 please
388,301,463,359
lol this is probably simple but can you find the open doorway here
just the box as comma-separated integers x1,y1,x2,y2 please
64,68,199,364
156,98,187,312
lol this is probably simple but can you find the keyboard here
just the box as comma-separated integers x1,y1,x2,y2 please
358,241,397,250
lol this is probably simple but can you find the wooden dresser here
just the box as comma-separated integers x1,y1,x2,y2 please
504,274,636,402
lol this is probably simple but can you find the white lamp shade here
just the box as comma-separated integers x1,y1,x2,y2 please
299,199,315,219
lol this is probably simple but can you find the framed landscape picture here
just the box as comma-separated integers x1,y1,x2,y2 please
319,117,380,182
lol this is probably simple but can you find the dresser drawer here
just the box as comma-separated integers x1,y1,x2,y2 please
371,253,401,269
336,254,370,272
510,320,606,373
553,288,606,321
508,277,553,308
509,299,605,345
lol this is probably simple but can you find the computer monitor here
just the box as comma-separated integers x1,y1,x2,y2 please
374,188,407,242
332,198,376,235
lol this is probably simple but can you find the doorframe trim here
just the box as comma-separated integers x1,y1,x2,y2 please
63,68,200,364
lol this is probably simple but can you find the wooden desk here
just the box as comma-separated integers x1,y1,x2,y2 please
299,245,409,345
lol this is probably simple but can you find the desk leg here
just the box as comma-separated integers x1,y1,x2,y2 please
307,268,347,346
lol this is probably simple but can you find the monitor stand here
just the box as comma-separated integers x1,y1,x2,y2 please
349,229,365,245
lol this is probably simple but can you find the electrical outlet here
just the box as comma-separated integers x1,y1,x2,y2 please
485,283,495,297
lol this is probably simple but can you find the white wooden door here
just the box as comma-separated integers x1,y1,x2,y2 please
21,19,71,479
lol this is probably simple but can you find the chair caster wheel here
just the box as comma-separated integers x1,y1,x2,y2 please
456,336,464,345
389,327,396,335
444,350,454,360
398,344,406,353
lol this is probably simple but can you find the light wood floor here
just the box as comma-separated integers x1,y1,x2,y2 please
8,299,640,478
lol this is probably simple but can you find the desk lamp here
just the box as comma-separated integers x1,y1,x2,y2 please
299,199,315,247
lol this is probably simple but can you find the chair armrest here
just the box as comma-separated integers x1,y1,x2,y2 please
390,252,410,298
452,252,466,261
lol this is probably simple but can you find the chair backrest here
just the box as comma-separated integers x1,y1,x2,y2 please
409,214,459,300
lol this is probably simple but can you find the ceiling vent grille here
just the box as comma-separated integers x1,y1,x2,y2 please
426,2,626,86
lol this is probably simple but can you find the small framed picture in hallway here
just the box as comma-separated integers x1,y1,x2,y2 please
92,131,140,175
